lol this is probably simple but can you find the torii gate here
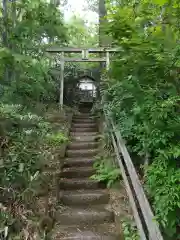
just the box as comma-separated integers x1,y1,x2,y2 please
46,47,120,109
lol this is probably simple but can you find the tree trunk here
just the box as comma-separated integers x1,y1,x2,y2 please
11,0,17,81
2,0,9,83
2,0,8,47
98,0,109,47
98,0,110,98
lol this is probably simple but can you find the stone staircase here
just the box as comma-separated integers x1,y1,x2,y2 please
52,113,120,239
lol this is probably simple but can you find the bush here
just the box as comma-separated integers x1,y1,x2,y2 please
46,132,69,147
0,103,67,238
91,156,121,188
104,1,180,238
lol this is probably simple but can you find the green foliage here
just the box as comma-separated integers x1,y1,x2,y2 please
65,14,99,73
0,1,69,237
0,0,67,105
145,156,180,238
46,132,68,147
0,104,50,188
0,103,69,238
104,0,180,238
91,156,121,187
122,220,140,240
66,15,98,47
0,0,97,238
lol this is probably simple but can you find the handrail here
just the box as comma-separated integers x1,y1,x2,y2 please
104,112,163,240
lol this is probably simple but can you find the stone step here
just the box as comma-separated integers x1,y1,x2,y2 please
61,166,95,178
51,223,120,240
70,132,98,137
68,142,98,150
55,207,114,226
73,119,95,124
71,127,97,132
72,123,96,128
60,190,109,206
73,115,94,119
64,158,96,167
66,149,98,158
72,135,97,142
55,111,121,239
59,178,105,190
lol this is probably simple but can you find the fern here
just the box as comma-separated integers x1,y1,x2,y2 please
91,156,121,187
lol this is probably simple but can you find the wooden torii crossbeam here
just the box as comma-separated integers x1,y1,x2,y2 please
46,47,119,53
46,47,120,109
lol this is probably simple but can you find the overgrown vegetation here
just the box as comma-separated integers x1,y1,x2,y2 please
0,0,70,238
91,156,121,187
0,0,97,236
0,103,68,239
104,0,180,239
122,219,139,240
46,132,68,147
1,0,180,239
0,0,68,105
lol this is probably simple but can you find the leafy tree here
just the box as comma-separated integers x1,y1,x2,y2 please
0,0,67,105
64,13,99,83
103,0,180,239
66,14,98,47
